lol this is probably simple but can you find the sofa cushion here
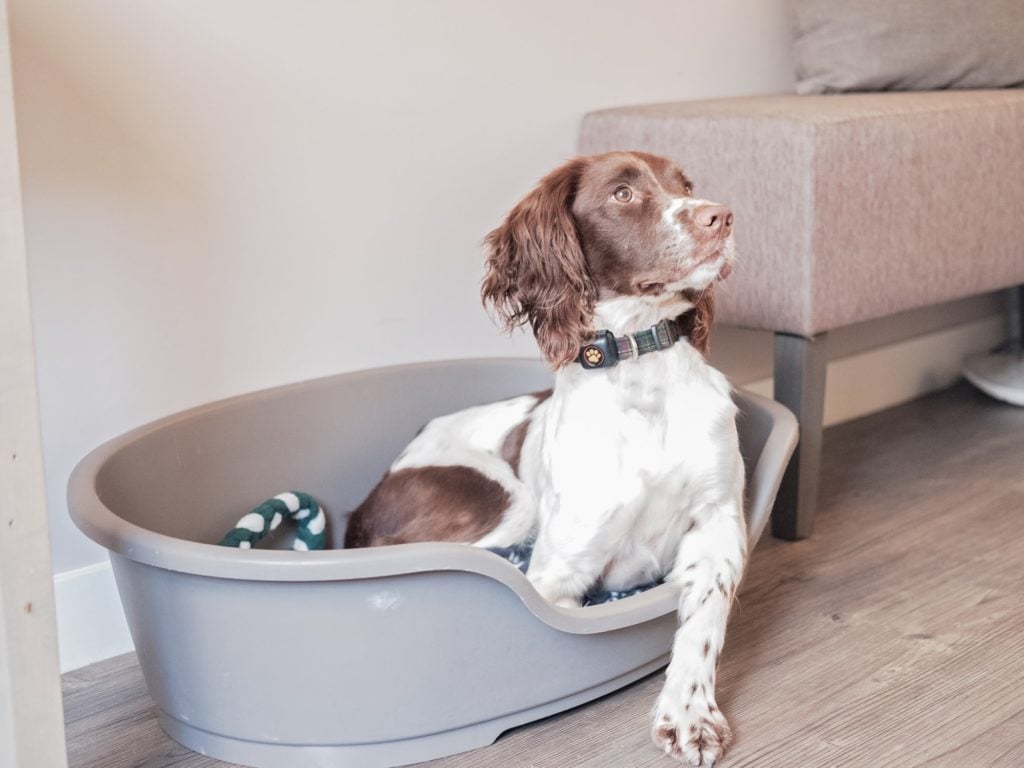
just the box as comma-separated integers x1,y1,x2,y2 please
791,0,1024,94
579,91,1024,336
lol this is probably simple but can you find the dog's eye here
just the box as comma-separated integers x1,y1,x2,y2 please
683,183,694,197
613,186,633,203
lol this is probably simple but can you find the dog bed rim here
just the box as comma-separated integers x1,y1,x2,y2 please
68,357,796,636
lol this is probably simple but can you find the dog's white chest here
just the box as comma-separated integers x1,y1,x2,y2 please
525,347,739,587
543,349,734,480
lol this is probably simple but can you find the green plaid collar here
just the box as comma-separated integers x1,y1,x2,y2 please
577,316,689,370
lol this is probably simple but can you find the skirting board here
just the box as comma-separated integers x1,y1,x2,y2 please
53,313,1008,672
54,561,132,673
741,314,1007,427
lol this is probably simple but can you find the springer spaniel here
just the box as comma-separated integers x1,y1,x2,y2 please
345,151,745,767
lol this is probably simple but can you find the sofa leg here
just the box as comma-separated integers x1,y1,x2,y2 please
1011,285,1023,348
772,332,828,540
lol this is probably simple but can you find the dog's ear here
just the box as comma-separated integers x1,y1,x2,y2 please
482,158,596,368
684,287,714,355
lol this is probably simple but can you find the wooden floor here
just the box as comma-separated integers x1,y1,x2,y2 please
63,383,1024,768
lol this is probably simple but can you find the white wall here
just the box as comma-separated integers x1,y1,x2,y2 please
11,0,796,578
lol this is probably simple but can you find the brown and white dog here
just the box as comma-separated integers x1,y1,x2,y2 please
345,152,746,767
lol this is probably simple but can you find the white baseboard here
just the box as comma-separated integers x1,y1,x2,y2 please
52,314,1006,673
54,560,132,672
740,314,1006,427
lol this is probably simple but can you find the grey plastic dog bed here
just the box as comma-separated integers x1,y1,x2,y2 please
68,358,797,768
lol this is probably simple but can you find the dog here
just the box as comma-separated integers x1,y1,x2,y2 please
345,151,746,766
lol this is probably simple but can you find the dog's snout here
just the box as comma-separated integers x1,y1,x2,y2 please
695,204,733,234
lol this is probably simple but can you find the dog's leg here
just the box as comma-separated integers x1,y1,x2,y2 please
471,479,536,549
525,547,603,608
524,501,627,608
652,500,746,767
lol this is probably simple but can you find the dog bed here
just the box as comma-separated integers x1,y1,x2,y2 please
68,358,797,768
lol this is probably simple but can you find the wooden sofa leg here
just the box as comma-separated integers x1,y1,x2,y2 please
772,332,828,540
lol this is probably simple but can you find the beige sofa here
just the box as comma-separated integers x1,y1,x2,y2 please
579,90,1024,538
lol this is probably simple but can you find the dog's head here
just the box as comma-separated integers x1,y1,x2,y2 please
482,151,734,367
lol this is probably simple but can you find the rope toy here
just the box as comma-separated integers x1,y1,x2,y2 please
218,491,326,551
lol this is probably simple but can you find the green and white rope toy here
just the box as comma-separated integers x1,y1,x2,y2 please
218,491,327,551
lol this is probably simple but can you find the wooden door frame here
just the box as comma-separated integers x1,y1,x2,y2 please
0,2,69,765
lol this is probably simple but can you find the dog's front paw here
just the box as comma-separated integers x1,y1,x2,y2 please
652,696,731,767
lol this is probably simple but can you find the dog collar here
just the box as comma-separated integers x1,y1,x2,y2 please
577,316,689,370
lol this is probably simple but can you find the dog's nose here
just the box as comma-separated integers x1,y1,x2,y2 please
694,204,733,234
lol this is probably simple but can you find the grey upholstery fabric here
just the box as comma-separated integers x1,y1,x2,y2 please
791,0,1024,94
579,91,1024,336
